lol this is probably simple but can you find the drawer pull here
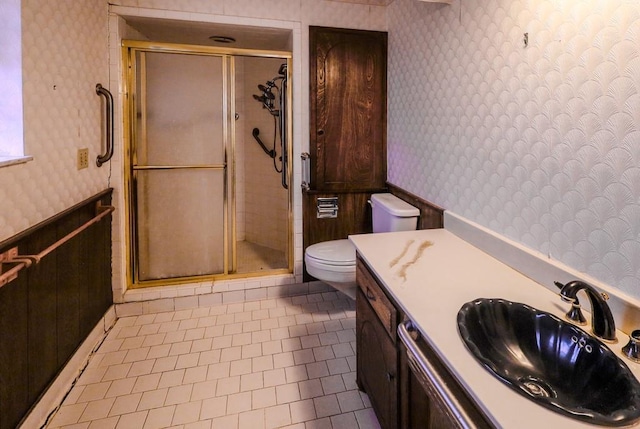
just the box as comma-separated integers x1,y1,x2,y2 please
386,372,395,382
366,288,377,301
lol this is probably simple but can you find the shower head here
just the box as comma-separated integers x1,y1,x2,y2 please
258,84,275,99
278,63,287,76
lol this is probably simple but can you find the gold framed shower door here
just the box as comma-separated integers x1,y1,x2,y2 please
122,40,293,289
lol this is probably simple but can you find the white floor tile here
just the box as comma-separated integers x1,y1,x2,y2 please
191,380,218,401
200,396,227,419
78,398,115,422
145,405,176,428
166,384,194,405
265,403,291,428
172,401,202,425
47,291,378,429
227,391,252,414
238,408,265,429
109,393,142,417
137,388,168,411
115,410,147,429
252,387,277,409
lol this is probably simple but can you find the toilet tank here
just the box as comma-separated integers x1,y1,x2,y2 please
371,193,420,233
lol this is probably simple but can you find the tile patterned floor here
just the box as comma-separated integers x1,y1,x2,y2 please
47,291,381,429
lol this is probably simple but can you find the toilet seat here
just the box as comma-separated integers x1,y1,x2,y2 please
305,239,355,267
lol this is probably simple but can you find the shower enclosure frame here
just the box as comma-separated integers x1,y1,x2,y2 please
122,40,293,289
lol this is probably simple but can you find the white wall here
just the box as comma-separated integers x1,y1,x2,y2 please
0,0,109,241
387,0,640,298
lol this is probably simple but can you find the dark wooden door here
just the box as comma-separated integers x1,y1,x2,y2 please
310,26,387,192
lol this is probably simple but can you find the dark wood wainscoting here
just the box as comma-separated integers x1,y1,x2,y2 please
0,189,113,429
304,191,379,247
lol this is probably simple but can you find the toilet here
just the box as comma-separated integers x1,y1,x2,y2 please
304,193,420,299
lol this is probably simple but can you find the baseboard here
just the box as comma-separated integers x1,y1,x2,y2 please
116,281,334,317
20,306,117,429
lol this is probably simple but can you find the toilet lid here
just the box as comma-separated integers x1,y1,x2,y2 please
306,239,355,266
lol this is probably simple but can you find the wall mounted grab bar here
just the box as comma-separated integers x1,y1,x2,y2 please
96,84,114,167
0,202,115,288
252,128,276,158
301,152,310,191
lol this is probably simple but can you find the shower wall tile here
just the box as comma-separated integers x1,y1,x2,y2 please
387,0,640,298
242,57,289,252
0,0,110,241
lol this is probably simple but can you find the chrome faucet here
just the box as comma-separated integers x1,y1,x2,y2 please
555,280,617,342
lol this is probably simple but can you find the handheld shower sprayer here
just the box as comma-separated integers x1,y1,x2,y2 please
251,62,289,189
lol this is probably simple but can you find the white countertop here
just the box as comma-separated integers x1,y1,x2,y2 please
349,228,640,429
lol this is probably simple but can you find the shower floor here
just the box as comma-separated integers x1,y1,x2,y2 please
236,241,287,274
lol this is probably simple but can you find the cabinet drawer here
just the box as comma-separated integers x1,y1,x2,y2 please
356,257,397,341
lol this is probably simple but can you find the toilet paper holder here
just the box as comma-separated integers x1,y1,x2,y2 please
317,197,338,219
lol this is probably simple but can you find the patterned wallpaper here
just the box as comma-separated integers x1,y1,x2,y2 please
0,0,109,241
387,0,640,297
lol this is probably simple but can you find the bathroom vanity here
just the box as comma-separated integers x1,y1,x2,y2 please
356,255,492,428
351,228,640,428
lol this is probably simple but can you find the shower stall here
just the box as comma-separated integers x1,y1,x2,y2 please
123,40,292,287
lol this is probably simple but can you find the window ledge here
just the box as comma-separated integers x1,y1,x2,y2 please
0,155,34,168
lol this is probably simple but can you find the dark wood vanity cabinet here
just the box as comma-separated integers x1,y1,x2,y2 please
356,255,493,429
356,260,398,429
398,336,493,429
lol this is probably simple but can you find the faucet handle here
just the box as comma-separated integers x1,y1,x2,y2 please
622,330,640,363
566,301,587,325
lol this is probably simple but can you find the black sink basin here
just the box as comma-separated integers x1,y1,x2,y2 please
457,298,640,426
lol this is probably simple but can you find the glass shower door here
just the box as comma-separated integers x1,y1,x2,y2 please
133,51,228,282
